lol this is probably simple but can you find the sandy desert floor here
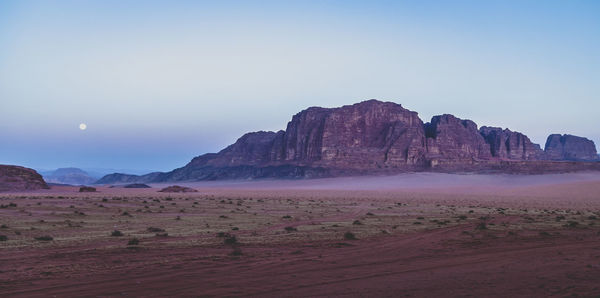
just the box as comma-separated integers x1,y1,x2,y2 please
1,173,600,297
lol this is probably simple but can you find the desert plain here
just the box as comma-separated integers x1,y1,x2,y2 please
1,172,600,297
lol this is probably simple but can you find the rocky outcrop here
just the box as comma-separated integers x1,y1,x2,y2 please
158,185,198,193
544,134,599,161
479,127,544,160
0,165,49,192
95,100,600,183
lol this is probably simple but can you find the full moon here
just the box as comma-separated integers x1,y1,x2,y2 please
79,123,87,130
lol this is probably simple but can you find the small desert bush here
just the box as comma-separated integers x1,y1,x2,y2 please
0,235,7,241
147,227,165,232
230,247,243,256
223,235,238,245
344,232,357,240
564,221,579,228
352,220,362,225
34,235,53,241
475,222,487,230
128,238,140,245
284,226,297,232
111,230,124,237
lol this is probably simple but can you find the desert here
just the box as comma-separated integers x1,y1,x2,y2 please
1,173,600,297
2,1,599,296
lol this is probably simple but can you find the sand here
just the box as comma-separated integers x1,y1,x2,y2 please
1,173,599,297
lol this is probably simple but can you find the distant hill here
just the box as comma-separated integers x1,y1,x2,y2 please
0,165,49,192
42,168,96,185
96,100,600,184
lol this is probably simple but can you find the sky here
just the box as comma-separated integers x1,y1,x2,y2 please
1,0,599,172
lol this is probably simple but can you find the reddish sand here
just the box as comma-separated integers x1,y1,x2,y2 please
1,173,600,297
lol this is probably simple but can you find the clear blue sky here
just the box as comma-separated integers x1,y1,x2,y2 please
1,0,598,171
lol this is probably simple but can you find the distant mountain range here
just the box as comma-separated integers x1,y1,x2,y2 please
40,168,98,185
96,100,600,184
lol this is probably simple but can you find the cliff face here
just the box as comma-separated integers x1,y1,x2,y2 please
479,127,545,160
425,115,491,167
96,100,600,183
544,134,599,161
0,165,49,192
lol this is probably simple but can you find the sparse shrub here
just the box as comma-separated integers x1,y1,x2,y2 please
0,235,7,241
231,227,239,231
539,231,551,237
413,221,422,225
111,230,124,237
284,226,297,232
282,215,292,219
128,238,140,245
121,211,130,216
366,212,374,216
588,216,598,220
0,224,8,229
344,232,357,240
352,220,362,225
230,247,243,256
224,235,238,245
475,222,487,230
216,232,230,238
458,215,467,220
34,235,53,241
147,227,165,232
564,221,579,228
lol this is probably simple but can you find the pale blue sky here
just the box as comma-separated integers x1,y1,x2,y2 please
1,0,598,171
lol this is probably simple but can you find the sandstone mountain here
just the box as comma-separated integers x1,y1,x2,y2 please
97,100,600,183
544,134,599,161
0,165,49,192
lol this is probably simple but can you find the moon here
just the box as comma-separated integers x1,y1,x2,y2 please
79,123,87,130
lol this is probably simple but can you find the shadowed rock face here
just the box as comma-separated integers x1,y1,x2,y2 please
544,134,599,161
425,115,491,166
479,127,544,160
0,165,49,192
96,100,600,183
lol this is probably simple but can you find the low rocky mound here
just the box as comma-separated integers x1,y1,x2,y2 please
0,165,49,192
79,186,97,192
158,185,198,193
124,183,151,188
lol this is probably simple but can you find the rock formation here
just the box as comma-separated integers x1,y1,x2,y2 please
544,134,599,161
0,165,49,192
95,100,600,183
479,127,544,160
